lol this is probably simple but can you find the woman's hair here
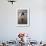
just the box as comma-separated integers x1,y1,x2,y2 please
21,12,24,16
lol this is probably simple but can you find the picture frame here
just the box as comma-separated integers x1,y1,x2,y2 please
16,8,30,27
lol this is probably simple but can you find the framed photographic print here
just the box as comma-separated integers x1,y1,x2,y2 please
16,8,30,27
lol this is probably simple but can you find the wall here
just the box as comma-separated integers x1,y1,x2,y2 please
0,0,46,41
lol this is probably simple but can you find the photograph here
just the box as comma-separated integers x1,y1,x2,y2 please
16,8,29,27
18,9,27,24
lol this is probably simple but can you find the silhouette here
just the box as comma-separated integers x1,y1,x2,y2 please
21,12,24,24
